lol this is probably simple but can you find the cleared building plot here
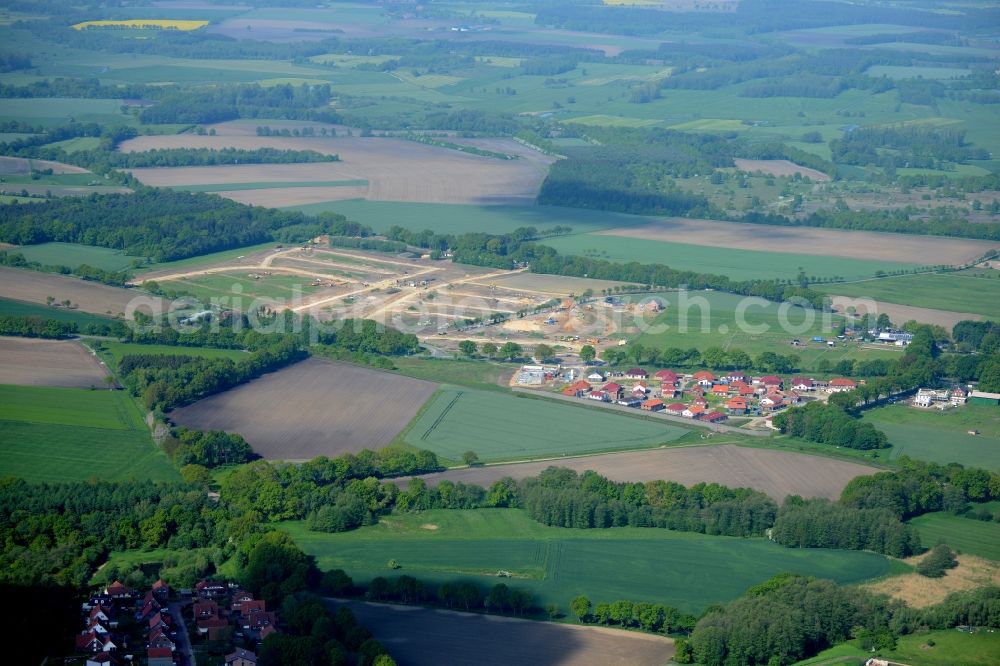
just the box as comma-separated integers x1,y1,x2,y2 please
0,267,167,318
333,600,674,666
169,358,438,460
474,272,638,296
404,444,879,501
600,217,996,266
0,337,107,388
119,131,555,206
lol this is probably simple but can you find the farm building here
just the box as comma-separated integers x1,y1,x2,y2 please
969,391,1000,406
617,395,643,407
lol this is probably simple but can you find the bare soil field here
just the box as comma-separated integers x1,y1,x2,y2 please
0,156,90,175
119,133,555,206
474,272,637,296
0,267,166,318
733,158,831,181
222,185,370,207
864,554,1000,608
602,218,996,265
333,600,675,666
0,337,107,388
406,444,879,501
828,295,983,329
169,358,438,460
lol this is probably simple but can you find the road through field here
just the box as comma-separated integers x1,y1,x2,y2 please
403,444,879,500
330,600,674,666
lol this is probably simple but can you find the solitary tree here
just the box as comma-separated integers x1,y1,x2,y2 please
499,341,522,360
462,451,480,467
580,344,596,363
481,342,498,359
534,344,554,362
458,340,478,357
570,595,592,622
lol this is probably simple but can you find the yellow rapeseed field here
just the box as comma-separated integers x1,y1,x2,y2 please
71,19,208,31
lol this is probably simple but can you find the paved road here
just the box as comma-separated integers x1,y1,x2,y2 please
168,601,194,666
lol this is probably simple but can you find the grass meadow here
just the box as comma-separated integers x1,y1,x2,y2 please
401,387,692,463
0,384,179,483
862,405,1000,472
792,630,1000,666
816,271,1000,318
908,502,1000,562
0,297,116,327
11,242,139,271
541,233,918,282
97,341,248,370
284,509,893,614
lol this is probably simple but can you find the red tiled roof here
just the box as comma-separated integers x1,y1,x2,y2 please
666,403,686,411
693,371,715,381
148,648,173,659
831,378,856,386
602,382,622,392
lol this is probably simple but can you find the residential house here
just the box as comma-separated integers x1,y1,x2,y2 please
147,647,173,666
759,394,781,411
193,600,219,621
148,626,176,651
195,580,228,598
711,384,730,397
586,371,606,382
602,382,623,399
654,369,679,386
692,371,715,387
724,371,747,383
104,581,130,600
692,396,708,408
828,378,857,393
258,624,278,641
76,631,117,653
731,382,755,397
148,612,170,633
226,648,258,666
761,375,783,390
569,379,591,394
665,403,687,415
151,579,170,602
791,377,814,392
624,368,648,380
683,405,705,419
950,387,968,405
617,395,642,407
725,397,748,415
631,383,648,397
703,411,727,423
86,654,120,666
641,399,665,412
561,387,579,397
588,390,609,402
198,616,232,641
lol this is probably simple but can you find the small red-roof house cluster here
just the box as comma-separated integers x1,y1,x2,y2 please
828,378,857,393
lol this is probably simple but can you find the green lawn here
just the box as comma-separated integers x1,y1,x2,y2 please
883,629,1000,666
908,503,1000,561
541,233,919,282
0,384,179,483
0,297,116,327
283,508,892,614
816,271,1000,318
166,272,324,305
11,242,139,271
402,386,692,463
629,290,901,370
791,642,868,666
390,357,511,392
863,405,1000,472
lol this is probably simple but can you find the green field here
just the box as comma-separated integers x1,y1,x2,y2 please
541,233,919,282
816,271,1000,318
908,502,1000,561
289,201,637,236
11,242,139,271
884,629,1000,666
390,357,512,392
97,342,248,370
166,272,324,305
863,405,1000,472
0,384,179,483
0,97,130,125
402,387,691,462
629,290,901,369
0,297,115,326
284,508,892,614
140,241,278,274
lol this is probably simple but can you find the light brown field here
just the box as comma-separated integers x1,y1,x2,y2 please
733,158,831,181
829,295,983,329
473,272,637,296
119,132,555,206
169,358,439,460
0,156,90,175
0,336,108,388
334,600,674,666
601,218,997,265
0,267,167,318
864,554,1000,608
405,444,879,501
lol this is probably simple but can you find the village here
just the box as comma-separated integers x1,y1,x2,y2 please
74,578,274,666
